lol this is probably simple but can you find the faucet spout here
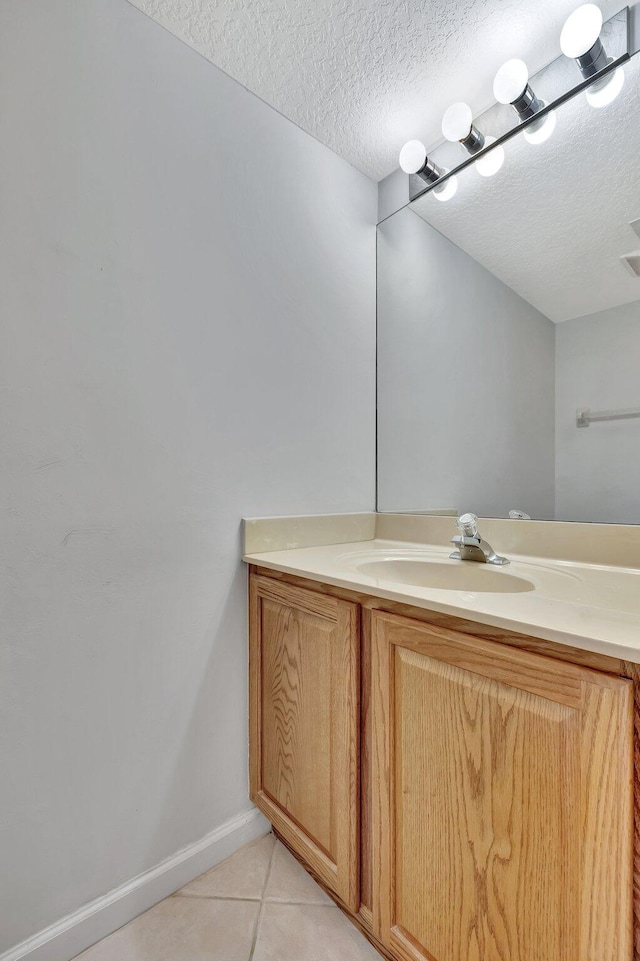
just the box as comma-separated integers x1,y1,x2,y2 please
449,514,509,566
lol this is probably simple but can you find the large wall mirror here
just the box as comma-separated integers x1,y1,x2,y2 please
377,49,640,524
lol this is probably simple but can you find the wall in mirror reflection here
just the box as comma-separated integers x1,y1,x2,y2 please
377,209,640,525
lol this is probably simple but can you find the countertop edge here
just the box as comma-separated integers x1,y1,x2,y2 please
243,551,640,666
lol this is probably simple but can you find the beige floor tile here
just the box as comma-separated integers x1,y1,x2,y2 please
263,842,333,904
75,896,260,961
252,903,381,961
177,832,275,900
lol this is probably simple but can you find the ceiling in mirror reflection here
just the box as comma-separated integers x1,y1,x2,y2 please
410,54,640,322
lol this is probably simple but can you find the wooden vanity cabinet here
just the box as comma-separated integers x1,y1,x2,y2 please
249,575,360,909
249,568,635,961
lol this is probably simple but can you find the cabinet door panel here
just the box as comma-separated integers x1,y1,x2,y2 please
250,575,359,908
371,611,633,961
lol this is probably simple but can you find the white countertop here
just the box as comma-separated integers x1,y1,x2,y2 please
244,537,640,664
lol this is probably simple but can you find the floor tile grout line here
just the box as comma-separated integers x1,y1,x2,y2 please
175,890,336,906
248,900,265,961
247,832,278,961
260,833,277,901
172,893,262,903
263,899,336,905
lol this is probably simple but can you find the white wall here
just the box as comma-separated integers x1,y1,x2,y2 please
556,302,640,523
377,208,556,519
0,0,376,954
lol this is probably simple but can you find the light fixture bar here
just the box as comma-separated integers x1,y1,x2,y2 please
403,5,631,205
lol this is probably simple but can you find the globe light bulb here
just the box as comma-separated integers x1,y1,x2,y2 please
398,140,427,174
585,65,625,107
441,102,473,142
433,176,458,202
475,138,505,177
493,59,529,105
523,107,557,144
560,4,603,59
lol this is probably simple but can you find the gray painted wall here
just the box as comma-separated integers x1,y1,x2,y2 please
377,208,556,519
556,302,640,523
0,0,376,952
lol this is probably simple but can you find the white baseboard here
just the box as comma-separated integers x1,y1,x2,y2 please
1,808,270,961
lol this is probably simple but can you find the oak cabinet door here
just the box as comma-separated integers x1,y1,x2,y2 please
371,611,633,961
249,574,360,909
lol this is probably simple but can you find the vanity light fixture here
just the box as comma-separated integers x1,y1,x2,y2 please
441,102,505,177
398,140,458,201
397,3,630,203
560,3,625,108
493,59,557,144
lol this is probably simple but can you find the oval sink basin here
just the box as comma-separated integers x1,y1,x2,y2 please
354,558,534,594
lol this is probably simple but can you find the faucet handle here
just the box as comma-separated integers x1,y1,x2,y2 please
456,512,479,537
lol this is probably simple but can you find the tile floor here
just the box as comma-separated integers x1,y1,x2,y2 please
75,833,381,961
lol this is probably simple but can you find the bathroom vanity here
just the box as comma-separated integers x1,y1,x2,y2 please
244,28,640,958
244,515,640,961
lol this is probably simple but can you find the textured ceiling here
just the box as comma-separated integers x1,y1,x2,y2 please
128,0,622,180
410,54,640,322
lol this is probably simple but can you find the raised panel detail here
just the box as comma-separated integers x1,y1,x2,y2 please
250,575,359,909
261,598,334,854
371,611,633,961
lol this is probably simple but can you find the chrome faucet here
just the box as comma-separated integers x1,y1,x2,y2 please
449,513,509,566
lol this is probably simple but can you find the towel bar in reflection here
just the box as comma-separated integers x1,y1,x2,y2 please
576,406,640,428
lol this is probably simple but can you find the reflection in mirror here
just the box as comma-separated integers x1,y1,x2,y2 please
377,53,640,524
